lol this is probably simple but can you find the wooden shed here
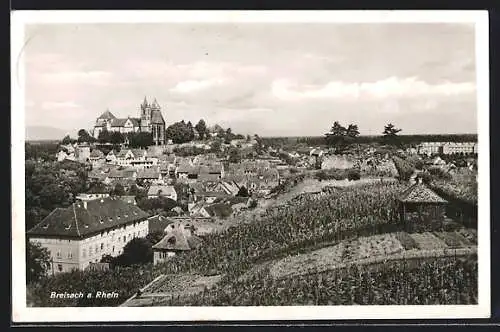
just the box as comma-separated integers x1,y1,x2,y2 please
398,179,448,232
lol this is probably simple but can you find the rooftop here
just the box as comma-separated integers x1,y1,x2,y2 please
27,197,150,239
398,182,448,204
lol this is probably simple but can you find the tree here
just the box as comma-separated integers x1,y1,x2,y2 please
61,135,72,145
26,241,51,283
228,147,241,163
382,123,402,146
224,128,233,144
325,121,348,153
110,183,125,196
195,119,208,140
77,129,95,143
109,131,125,145
98,129,111,144
236,186,250,197
127,132,153,148
165,121,196,144
210,139,222,153
114,238,153,266
212,124,225,137
346,124,360,139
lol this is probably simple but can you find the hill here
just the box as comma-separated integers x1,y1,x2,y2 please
25,126,70,141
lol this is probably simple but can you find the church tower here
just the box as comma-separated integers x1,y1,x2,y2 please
140,96,152,132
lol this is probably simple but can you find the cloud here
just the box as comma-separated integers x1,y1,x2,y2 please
272,76,476,101
39,70,113,85
170,78,227,93
41,101,81,110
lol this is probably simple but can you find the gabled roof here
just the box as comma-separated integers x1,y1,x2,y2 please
97,110,116,120
111,118,128,127
116,195,136,205
399,183,448,204
27,197,149,239
108,169,124,178
130,149,147,158
203,203,233,218
147,185,176,197
90,149,105,158
137,166,160,179
152,230,202,251
150,109,165,124
128,118,141,127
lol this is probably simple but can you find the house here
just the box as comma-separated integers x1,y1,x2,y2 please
107,178,138,191
152,226,202,265
27,197,150,274
137,166,162,183
89,149,105,165
106,150,117,163
147,185,177,201
117,195,137,205
194,203,233,219
398,179,448,232
76,192,110,201
432,156,446,166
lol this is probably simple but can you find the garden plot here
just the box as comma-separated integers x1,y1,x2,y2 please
456,228,477,245
410,232,449,250
269,233,403,279
433,231,473,248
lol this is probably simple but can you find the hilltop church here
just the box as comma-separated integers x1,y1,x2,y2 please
93,97,166,145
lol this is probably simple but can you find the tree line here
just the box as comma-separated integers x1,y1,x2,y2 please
323,122,402,153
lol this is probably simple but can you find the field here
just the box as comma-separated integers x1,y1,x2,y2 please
124,178,477,306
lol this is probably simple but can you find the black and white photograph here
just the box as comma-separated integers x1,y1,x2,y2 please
11,10,490,322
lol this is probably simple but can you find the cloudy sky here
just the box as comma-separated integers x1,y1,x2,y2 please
24,23,477,137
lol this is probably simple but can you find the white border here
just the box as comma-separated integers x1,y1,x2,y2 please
11,10,490,322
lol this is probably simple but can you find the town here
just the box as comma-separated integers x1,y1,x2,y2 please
25,97,478,307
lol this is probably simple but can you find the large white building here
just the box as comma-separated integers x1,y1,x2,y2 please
93,97,166,145
417,141,478,156
27,197,150,274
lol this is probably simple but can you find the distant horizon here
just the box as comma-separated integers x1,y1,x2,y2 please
24,22,477,137
25,125,478,143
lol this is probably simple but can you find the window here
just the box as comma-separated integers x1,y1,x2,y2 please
82,249,86,258
112,246,115,253
67,251,73,259
89,247,93,256
56,250,61,259
58,264,63,272
101,243,104,250
123,236,126,243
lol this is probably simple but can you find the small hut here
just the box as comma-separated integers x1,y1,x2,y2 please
398,178,448,232
152,225,202,265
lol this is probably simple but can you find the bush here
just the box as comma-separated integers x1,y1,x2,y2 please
314,169,348,181
346,169,361,181
427,167,452,181
248,199,258,209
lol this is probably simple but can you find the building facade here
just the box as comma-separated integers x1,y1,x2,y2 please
417,141,477,156
27,197,150,274
93,97,166,145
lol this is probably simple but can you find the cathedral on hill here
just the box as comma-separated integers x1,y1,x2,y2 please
93,97,166,145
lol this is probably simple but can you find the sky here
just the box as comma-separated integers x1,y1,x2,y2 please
23,23,477,137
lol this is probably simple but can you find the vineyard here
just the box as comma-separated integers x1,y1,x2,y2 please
151,181,407,280
157,255,478,306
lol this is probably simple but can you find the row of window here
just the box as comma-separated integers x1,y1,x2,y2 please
53,229,147,261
